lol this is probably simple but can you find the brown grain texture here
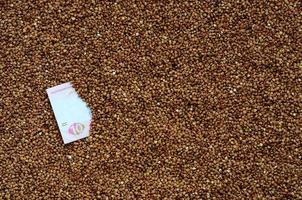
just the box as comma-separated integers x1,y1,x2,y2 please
1,0,302,199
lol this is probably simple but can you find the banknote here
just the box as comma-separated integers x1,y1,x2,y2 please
47,82,92,144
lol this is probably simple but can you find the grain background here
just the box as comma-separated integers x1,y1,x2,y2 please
1,0,302,199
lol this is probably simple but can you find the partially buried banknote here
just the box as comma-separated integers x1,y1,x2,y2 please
46,82,92,144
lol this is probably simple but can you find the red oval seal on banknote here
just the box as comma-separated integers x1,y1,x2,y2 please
68,123,85,135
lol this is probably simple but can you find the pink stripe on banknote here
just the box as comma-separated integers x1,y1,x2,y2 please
50,86,73,94
46,82,73,94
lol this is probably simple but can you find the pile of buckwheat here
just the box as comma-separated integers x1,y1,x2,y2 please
1,1,301,199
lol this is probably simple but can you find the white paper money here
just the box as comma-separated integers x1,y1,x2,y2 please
47,82,92,144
